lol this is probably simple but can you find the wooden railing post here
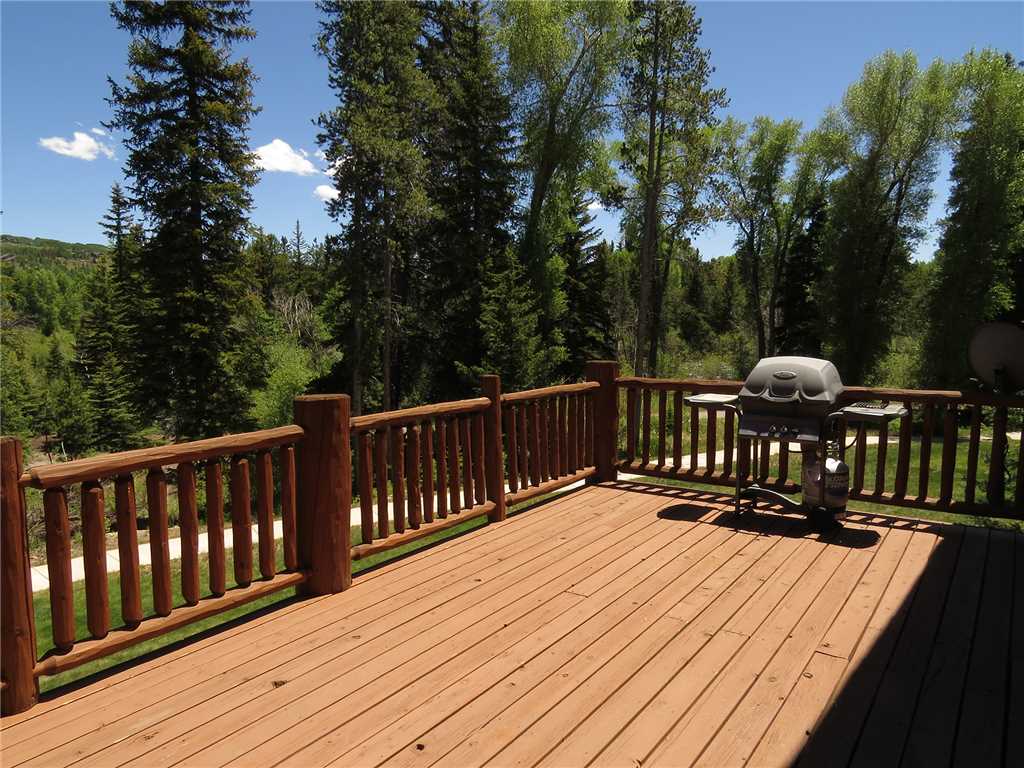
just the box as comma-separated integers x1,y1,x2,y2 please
294,394,352,594
586,360,620,483
1,437,38,715
481,375,506,522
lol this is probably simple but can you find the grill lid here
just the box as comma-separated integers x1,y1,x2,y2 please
740,357,844,408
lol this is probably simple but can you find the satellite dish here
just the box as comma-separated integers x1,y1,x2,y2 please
968,322,1024,392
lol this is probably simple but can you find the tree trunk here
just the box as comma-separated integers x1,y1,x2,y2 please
635,5,662,377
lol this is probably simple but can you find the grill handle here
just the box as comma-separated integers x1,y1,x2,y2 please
759,391,801,404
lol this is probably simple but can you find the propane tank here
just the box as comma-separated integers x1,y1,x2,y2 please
801,447,849,516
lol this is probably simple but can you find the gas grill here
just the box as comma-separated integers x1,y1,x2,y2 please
687,356,906,529
738,357,844,445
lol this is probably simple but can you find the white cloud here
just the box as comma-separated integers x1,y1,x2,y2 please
314,184,340,202
299,148,309,158
39,131,114,161
314,149,327,161
254,138,319,175
91,127,107,136
587,200,604,212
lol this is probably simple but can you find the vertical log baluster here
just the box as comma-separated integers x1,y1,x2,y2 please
672,391,683,468
689,403,699,471
147,468,173,615
964,405,982,508
460,417,474,509
939,403,957,507
987,406,1008,509
723,409,735,479
705,407,717,476
254,451,275,580
568,395,579,472
205,461,226,597
778,440,789,487
422,420,435,523
874,422,889,495
853,424,867,494
517,404,530,487
538,400,550,482
447,417,461,512
505,406,519,494
625,387,638,464
918,402,935,500
357,432,374,544
280,446,297,571
436,419,449,518
229,458,252,589
406,425,422,529
657,390,667,468
758,438,770,481
374,430,389,538
81,480,109,638
578,394,587,469
528,402,541,487
391,425,406,533
115,473,143,623
178,461,201,603
44,487,75,650
472,411,486,505
560,394,570,477
894,402,913,498
555,395,565,477
584,393,595,468
641,389,652,467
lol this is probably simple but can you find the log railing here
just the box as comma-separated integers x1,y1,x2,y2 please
6,361,1015,715
616,376,1023,516
501,378,601,506
2,425,312,714
348,379,501,561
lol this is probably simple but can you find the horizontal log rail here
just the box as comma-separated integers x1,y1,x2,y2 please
500,380,599,403
19,426,304,489
349,397,489,432
616,376,1022,518
32,571,306,678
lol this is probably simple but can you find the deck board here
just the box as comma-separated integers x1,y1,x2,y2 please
0,481,1015,768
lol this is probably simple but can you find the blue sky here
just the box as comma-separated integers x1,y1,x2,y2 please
2,1,1021,260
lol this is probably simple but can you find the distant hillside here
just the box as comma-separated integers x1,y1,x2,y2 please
1,235,109,266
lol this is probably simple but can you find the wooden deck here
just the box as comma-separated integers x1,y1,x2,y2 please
2,481,1020,767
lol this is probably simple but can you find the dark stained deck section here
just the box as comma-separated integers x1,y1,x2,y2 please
1,481,1020,767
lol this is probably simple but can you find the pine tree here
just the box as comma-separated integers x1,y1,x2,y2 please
107,1,261,438
558,195,615,379
99,183,147,407
477,248,544,392
316,0,438,413
418,0,518,399
41,340,95,458
77,255,142,450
